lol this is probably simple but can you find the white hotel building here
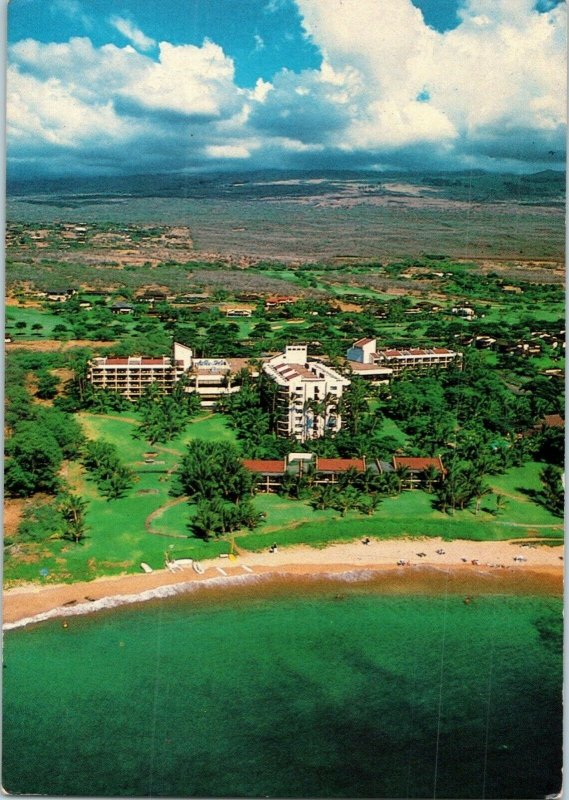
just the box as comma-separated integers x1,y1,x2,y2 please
87,343,256,406
347,338,462,376
263,345,350,440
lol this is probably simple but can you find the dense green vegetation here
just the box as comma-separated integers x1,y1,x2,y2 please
4,207,564,586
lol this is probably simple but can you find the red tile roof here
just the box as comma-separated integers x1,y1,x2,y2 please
266,296,296,303
377,348,458,358
274,363,318,381
353,337,374,347
242,459,286,474
349,363,392,372
99,357,171,366
543,414,564,428
317,458,366,472
393,456,444,473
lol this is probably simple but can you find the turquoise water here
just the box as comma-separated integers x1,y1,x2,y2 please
3,581,562,798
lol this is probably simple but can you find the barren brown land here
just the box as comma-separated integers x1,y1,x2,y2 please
7,189,565,265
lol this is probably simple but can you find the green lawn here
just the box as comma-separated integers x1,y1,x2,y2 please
487,462,563,527
235,476,562,552
483,303,564,325
177,413,238,445
378,417,408,446
3,411,240,584
232,318,257,339
78,410,236,460
5,306,66,338
269,319,307,331
4,411,562,586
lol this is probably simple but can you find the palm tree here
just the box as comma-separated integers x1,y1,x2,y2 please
190,500,221,540
539,465,564,515
321,391,340,433
338,466,361,490
57,493,88,543
434,463,468,515
394,465,410,493
379,471,400,496
474,483,493,515
421,465,440,494
343,378,369,436
334,486,360,517
311,484,338,510
494,493,508,515
354,468,380,494
102,465,134,500
358,493,382,515
303,397,324,441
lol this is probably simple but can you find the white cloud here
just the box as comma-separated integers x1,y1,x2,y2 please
7,35,257,173
120,40,242,118
205,144,251,159
289,0,566,162
6,1,567,175
9,37,147,104
109,16,156,52
50,0,92,29
7,65,138,149
249,78,273,103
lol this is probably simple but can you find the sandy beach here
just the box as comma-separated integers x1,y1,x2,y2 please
3,537,563,627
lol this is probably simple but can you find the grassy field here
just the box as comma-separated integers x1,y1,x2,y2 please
5,306,66,338
483,303,564,325
4,410,562,586
487,463,564,526
6,477,561,586
236,485,563,552
4,412,239,585
378,417,409,445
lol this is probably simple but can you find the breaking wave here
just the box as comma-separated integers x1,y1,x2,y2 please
4,568,381,631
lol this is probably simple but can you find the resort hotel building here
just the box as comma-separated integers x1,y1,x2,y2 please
347,338,462,376
262,345,350,441
243,452,445,492
87,342,257,406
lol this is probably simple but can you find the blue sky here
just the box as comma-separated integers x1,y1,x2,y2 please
7,0,566,178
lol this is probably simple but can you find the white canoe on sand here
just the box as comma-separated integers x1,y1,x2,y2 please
192,561,205,574
140,562,153,573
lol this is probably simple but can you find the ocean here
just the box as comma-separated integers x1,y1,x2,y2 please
2,575,562,798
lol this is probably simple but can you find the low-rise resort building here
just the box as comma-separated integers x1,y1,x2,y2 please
87,343,257,406
392,456,446,489
243,453,445,492
347,337,462,376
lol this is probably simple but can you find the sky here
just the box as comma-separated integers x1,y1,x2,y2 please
6,0,567,179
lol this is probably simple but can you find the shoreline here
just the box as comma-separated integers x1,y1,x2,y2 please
4,538,563,628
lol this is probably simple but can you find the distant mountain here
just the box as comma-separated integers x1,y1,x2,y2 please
7,168,565,205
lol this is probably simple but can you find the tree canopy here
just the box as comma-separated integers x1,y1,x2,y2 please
175,440,255,503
